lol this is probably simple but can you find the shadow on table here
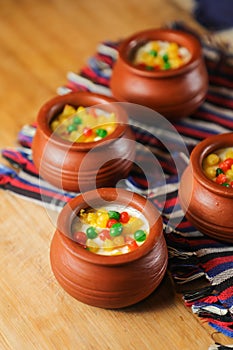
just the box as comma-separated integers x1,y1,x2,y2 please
115,272,176,314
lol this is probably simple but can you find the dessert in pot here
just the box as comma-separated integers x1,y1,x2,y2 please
50,188,168,308
71,204,149,255
202,147,233,188
32,92,135,192
110,28,208,120
179,133,233,243
133,40,191,71
50,104,117,143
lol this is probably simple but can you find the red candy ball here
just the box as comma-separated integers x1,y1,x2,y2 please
120,211,130,223
83,127,93,137
106,218,118,228
125,237,138,251
99,229,111,241
225,158,233,168
219,158,233,172
73,231,87,245
215,173,227,184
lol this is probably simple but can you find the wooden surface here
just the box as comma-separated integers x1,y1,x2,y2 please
0,1,231,349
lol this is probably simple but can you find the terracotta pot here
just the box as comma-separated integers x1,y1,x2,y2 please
179,133,233,243
50,188,168,308
32,92,135,192
110,28,208,121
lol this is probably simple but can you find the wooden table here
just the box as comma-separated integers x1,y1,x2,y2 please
0,1,231,349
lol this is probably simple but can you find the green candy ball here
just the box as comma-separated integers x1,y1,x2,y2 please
110,222,123,237
96,128,107,138
86,226,98,239
134,230,147,242
108,210,120,220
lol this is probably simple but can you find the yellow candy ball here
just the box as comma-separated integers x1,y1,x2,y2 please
226,169,233,181
167,42,179,53
204,166,217,179
225,149,233,159
206,153,220,166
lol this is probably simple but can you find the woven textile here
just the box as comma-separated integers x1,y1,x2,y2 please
1,24,233,337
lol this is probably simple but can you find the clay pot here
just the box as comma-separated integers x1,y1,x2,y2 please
32,92,135,192
110,28,208,121
50,188,168,308
179,133,233,243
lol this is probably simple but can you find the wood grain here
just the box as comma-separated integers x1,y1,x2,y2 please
0,0,231,349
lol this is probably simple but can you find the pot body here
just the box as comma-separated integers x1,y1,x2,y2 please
179,133,233,242
50,188,168,308
110,29,208,121
32,92,135,192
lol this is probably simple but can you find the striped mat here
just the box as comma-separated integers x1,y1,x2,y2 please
1,23,233,341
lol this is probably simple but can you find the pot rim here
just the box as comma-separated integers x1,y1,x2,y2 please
190,132,233,197
117,28,203,78
56,187,163,266
36,91,129,151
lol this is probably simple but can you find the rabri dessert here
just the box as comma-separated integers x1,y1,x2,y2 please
133,40,191,71
50,104,117,143
203,147,233,188
71,204,149,255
